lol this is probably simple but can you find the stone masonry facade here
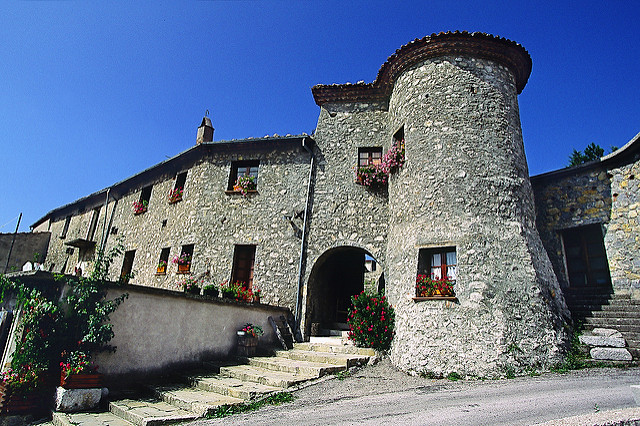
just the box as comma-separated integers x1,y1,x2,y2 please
31,32,640,377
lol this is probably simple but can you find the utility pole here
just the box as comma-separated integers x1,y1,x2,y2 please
3,213,22,274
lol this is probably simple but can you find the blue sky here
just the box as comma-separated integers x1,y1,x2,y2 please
1,1,638,232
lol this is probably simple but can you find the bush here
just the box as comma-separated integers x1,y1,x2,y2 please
347,291,395,351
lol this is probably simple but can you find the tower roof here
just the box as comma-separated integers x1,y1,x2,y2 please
312,31,532,105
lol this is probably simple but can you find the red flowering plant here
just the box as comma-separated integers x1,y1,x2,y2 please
355,139,405,189
133,200,148,215
347,291,395,351
240,323,264,338
233,175,257,196
221,281,254,302
60,351,97,379
168,187,183,203
416,275,454,297
177,276,202,295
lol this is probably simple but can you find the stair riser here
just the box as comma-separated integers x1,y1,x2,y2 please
275,350,369,368
219,367,303,388
248,358,344,377
294,343,376,357
191,380,262,400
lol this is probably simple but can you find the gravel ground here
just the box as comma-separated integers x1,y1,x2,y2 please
190,359,640,425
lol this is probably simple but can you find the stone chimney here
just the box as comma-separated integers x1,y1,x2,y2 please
196,114,214,144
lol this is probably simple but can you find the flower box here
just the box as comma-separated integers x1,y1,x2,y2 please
156,265,167,275
177,264,190,273
60,372,102,389
0,383,44,415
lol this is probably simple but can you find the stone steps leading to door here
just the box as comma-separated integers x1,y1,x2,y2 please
52,339,374,425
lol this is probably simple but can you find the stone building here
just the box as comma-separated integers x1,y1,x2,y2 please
30,32,639,377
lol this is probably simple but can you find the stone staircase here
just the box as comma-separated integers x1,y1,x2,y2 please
51,340,375,426
565,288,640,361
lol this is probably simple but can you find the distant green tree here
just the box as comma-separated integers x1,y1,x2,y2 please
568,143,605,167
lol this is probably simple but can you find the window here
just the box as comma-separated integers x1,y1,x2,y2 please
228,160,259,192
418,247,457,281
169,172,187,203
176,244,194,273
86,208,100,241
358,147,383,168
60,216,71,239
120,250,135,284
562,224,611,287
157,247,170,275
231,245,256,288
134,185,152,214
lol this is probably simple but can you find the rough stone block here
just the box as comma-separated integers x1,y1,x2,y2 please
592,328,623,338
579,335,626,348
590,347,633,361
632,385,640,406
55,387,102,413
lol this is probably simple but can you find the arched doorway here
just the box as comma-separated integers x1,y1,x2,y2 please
305,246,383,336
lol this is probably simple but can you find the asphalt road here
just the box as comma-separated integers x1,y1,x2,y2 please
191,360,640,426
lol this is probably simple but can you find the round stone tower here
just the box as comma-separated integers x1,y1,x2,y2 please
383,32,569,377
311,32,570,377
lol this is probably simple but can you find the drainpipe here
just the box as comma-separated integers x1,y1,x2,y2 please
99,189,110,252
295,137,315,341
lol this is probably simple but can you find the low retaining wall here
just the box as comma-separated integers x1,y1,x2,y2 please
94,284,290,385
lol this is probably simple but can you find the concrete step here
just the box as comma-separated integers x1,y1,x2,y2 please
109,398,198,426
150,385,244,416
247,355,345,377
585,318,640,331
53,411,135,426
186,373,284,400
591,310,640,318
295,341,376,357
275,349,370,368
220,364,316,388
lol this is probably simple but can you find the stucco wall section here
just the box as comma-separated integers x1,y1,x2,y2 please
92,284,288,383
385,56,568,378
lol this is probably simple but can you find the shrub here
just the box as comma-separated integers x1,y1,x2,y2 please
347,291,395,351
202,284,219,297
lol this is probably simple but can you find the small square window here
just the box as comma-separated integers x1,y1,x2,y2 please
157,247,170,275
134,186,152,215
169,172,187,204
60,216,71,239
358,147,383,168
121,250,135,284
228,161,259,192
416,247,457,298
175,244,194,274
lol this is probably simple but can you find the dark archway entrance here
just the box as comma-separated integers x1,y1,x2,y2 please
306,246,382,336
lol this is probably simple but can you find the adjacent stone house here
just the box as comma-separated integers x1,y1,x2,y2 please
30,32,639,377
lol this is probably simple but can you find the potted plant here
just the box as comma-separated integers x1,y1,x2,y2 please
253,288,261,304
237,323,264,357
178,276,201,295
133,200,148,215
0,366,46,415
59,351,101,389
202,283,219,298
233,175,257,196
156,260,167,274
220,281,236,299
172,253,192,273
168,187,183,204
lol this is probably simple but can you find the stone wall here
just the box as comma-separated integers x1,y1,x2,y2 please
532,135,640,296
0,232,50,273
34,141,313,311
385,56,568,378
300,102,391,332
